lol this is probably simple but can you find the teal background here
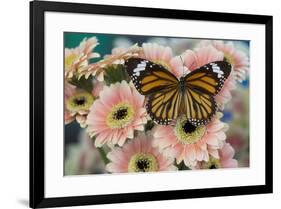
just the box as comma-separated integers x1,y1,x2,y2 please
64,33,114,60
64,32,151,63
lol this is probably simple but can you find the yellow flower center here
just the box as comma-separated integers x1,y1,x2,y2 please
174,116,206,144
224,53,235,65
65,53,79,69
106,102,135,129
65,52,88,74
66,91,94,112
128,153,158,172
201,157,221,169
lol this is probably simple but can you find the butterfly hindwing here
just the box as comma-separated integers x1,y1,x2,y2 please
125,58,178,95
146,85,182,125
182,88,217,126
183,61,231,126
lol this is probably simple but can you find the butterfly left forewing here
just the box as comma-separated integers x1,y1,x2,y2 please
125,57,178,95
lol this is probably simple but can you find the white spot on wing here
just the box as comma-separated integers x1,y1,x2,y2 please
133,61,147,76
210,63,224,78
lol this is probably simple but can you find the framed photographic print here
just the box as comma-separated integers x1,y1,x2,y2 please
30,0,273,208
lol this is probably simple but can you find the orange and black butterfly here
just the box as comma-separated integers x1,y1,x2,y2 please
125,58,232,126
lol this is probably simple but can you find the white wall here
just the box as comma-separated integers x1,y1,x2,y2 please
0,0,280,208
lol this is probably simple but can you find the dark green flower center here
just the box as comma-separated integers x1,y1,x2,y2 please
66,91,94,112
174,116,206,144
74,97,86,106
136,159,150,172
182,121,196,133
106,103,135,129
128,153,158,172
209,164,217,169
113,108,128,120
201,157,221,169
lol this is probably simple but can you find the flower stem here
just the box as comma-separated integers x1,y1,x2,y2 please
97,147,110,165
177,161,190,170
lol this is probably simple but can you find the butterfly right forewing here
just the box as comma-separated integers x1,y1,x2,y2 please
185,61,232,96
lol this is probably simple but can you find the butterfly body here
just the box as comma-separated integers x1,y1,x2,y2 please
179,76,186,93
125,57,231,126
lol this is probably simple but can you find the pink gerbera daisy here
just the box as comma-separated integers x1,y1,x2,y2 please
170,45,224,78
172,45,236,105
152,113,228,167
199,40,249,82
106,134,177,173
86,81,147,147
79,44,141,81
139,43,182,73
140,43,173,64
215,77,236,105
64,82,94,127
91,79,105,98
195,142,238,169
65,82,77,124
104,46,140,65
65,36,100,79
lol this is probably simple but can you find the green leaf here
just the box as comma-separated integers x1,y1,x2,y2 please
104,64,130,85
69,75,93,93
177,161,191,170
97,147,110,165
144,120,155,131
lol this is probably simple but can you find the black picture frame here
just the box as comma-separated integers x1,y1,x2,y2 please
30,1,273,208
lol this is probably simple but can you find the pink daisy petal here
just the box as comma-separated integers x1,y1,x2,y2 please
65,36,100,79
95,131,110,147
221,159,238,168
195,143,238,169
199,40,249,83
220,142,235,159
64,82,95,127
86,81,147,147
153,114,227,167
182,50,198,71
205,134,220,147
208,148,220,159
106,135,177,173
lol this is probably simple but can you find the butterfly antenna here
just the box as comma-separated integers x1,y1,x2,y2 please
179,55,185,76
